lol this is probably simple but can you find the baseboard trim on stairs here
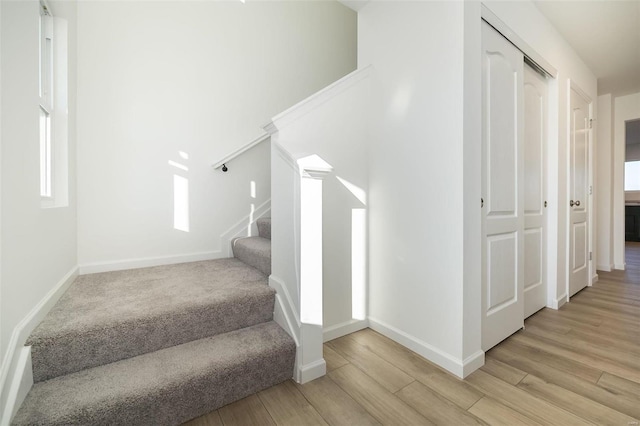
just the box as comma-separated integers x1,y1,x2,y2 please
268,275,300,346
0,266,78,425
221,200,271,258
1,348,32,426
323,319,369,342
368,317,483,379
78,251,224,275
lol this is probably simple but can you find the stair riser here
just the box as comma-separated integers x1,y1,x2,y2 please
232,239,271,276
257,218,271,240
19,347,295,426
30,290,275,382
14,322,296,426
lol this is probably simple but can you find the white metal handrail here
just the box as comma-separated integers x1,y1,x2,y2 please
212,132,270,171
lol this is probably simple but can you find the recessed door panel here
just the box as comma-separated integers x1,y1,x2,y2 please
524,229,542,290
487,53,518,217
487,233,518,312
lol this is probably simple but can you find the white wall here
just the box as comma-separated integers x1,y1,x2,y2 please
613,92,640,267
0,0,77,406
359,1,471,376
358,0,597,378
596,94,613,271
76,1,357,270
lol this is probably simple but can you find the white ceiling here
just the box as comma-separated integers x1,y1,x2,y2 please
533,0,640,97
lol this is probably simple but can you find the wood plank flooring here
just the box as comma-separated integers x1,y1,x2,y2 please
186,244,640,425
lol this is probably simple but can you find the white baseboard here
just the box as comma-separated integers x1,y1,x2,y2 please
614,263,626,271
296,358,326,384
78,251,224,275
79,201,271,275
1,348,32,426
0,266,78,424
269,275,300,347
220,199,271,257
591,274,598,285
462,350,485,378
596,263,612,272
368,317,481,378
547,293,567,310
323,319,368,342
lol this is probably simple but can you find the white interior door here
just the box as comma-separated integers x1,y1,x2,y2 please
569,87,590,297
523,65,547,318
481,21,524,351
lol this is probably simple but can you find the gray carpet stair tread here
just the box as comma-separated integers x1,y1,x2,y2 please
13,321,295,426
28,258,275,382
257,217,271,240
232,237,271,276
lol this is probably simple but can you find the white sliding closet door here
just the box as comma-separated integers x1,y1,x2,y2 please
481,21,524,351
523,64,548,318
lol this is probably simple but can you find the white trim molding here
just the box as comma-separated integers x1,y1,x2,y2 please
480,4,557,78
323,319,369,342
547,293,568,310
614,263,626,271
212,133,270,170
269,275,301,345
264,66,372,135
596,263,613,272
0,266,78,424
369,317,484,379
295,358,327,384
78,251,224,275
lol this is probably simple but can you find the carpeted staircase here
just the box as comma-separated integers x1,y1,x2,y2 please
13,218,294,425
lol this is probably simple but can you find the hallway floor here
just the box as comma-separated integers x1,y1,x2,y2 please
186,255,640,425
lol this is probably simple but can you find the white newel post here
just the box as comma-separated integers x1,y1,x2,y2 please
296,155,332,383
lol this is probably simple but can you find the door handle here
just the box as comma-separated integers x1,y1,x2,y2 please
575,200,581,207
570,200,575,207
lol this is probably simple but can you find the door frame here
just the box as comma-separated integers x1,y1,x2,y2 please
565,80,593,302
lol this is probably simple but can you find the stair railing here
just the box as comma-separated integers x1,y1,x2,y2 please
212,132,270,172
268,142,332,384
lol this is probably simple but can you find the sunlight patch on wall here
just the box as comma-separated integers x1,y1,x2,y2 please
352,208,366,320
170,152,190,232
337,176,366,205
168,160,188,172
300,177,324,326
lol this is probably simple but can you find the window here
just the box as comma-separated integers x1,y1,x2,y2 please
38,1,69,208
625,161,640,191
39,3,53,199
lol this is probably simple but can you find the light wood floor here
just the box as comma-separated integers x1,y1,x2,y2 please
186,246,640,426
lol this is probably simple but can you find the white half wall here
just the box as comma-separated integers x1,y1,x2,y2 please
0,0,78,416
76,1,357,269
613,92,640,269
269,68,371,336
596,94,613,271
